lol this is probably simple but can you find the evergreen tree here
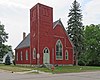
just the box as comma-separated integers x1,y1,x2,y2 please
67,0,84,65
5,55,11,65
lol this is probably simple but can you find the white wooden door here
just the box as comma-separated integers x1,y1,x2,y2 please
43,48,50,64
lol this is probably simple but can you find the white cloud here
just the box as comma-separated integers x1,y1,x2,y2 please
0,0,28,9
0,4,29,50
83,0,100,25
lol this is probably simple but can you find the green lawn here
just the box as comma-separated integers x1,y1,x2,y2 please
0,64,100,73
0,64,32,72
35,66,100,73
53,66,100,73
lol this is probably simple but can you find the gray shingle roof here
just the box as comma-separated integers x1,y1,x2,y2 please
15,33,30,49
15,20,74,49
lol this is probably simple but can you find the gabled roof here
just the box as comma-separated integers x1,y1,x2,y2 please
53,20,59,28
15,33,30,49
15,20,74,49
53,19,65,30
53,19,74,47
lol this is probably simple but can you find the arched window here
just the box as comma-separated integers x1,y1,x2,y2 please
26,50,28,60
44,48,49,53
65,50,68,60
56,40,63,60
33,48,36,59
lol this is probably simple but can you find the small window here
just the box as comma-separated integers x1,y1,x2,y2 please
65,50,68,60
26,50,28,60
16,52,18,61
20,51,23,61
33,48,36,59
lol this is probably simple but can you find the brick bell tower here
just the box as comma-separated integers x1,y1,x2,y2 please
30,3,53,64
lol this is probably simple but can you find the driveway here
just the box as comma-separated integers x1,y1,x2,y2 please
0,70,100,80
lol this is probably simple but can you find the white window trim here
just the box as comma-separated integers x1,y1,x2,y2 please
55,39,63,60
21,51,23,61
33,48,36,59
26,50,28,60
65,50,69,60
16,52,18,61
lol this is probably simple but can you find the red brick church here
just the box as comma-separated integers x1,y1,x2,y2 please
15,3,74,66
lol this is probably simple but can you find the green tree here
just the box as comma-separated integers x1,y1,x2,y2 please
0,23,8,44
67,0,84,65
79,24,100,66
0,22,9,59
0,45,13,58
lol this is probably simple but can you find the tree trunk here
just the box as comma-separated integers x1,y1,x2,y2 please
75,52,78,66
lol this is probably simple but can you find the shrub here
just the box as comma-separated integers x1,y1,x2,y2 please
5,55,11,65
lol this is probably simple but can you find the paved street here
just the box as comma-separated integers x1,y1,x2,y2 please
0,70,100,80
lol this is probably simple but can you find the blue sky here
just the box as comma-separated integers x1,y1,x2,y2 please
0,0,100,51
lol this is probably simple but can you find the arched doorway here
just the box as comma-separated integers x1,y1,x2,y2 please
43,48,50,64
